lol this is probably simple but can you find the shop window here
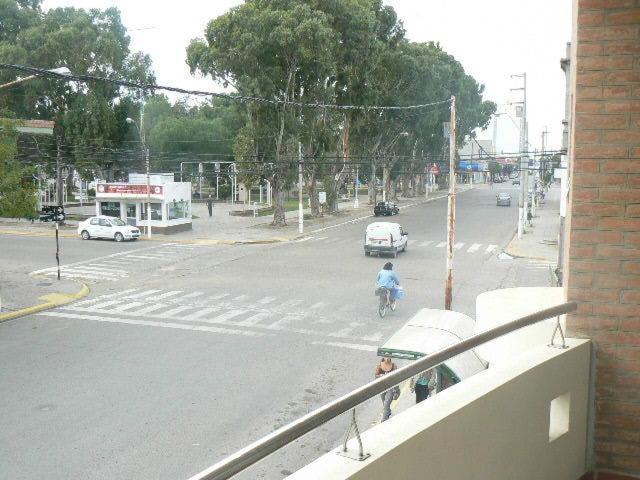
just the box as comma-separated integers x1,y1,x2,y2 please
150,203,162,220
168,200,188,220
100,202,120,218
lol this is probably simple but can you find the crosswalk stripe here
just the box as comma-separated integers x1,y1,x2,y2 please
327,322,365,338
110,302,147,312
86,300,123,311
46,272,113,281
124,255,163,260
135,304,171,315
123,289,163,299
266,314,299,330
37,311,264,337
236,311,272,326
182,291,204,299
453,242,465,250
309,301,327,309
159,305,194,317
205,309,247,324
313,236,328,242
436,241,446,248
184,307,218,320
97,288,138,299
311,341,377,352
281,299,303,308
467,243,481,253
209,293,230,300
148,290,183,301
419,240,433,247
63,267,124,276
257,296,276,304
486,244,497,253
407,239,417,246
361,331,384,342
233,294,250,302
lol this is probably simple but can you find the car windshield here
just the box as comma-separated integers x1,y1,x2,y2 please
110,218,126,226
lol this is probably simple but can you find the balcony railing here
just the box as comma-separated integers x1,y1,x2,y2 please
187,302,577,480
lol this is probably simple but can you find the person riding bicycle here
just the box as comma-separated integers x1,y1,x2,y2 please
376,262,400,301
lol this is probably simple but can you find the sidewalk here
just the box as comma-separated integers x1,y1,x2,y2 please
504,183,561,263
0,272,89,322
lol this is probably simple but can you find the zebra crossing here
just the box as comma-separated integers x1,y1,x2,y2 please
300,236,499,255
30,243,201,282
37,287,392,344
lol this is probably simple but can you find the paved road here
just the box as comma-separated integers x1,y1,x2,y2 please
0,185,555,480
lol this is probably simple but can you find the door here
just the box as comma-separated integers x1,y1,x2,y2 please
98,218,112,239
126,204,137,226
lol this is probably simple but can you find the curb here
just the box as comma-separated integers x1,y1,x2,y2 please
0,281,91,323
504,231,557,262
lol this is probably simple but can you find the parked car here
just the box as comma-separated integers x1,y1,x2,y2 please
78,216,140,242
364,222,408,258
512,178,520,185
496,192,512,207
374,201,399,216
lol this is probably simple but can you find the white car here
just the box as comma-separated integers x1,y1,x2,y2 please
78,216,141,242
364,222,408,258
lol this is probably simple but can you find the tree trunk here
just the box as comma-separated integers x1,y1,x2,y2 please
308,170,320,217
272,184,286,226
402,173,411,197
368,161,376,205
382,166,391,201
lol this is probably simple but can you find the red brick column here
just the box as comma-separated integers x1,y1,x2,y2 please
566,1,640,478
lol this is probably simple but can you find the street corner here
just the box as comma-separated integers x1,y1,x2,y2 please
0,279,90,323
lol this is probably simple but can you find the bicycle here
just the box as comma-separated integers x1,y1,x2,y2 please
377,287,397,318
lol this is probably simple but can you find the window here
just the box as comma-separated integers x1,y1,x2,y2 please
168,200,188,220
111,218,126,226
100,202,120,217
90,218,99,225
150,203,162,221
99,218,110,227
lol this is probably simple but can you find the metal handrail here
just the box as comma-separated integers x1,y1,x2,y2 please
188,301,577,480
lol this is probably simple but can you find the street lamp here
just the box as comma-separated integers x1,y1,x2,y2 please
126,116,152,239
0,66,71,90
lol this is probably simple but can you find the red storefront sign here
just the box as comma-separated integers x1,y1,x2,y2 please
97,184,163,195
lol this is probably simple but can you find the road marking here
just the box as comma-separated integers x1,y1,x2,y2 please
281,299,303,308
148,290,183,301
328,322,364,338
184,307,218,320
486,244,497,253
233,294,250,302
311,341,377,352
110,302,147,312
123,289,163,299
85,300,123,311
419,240,433,247
312,236,328,242
407,239,417,246
60,268,124,277
135,304,171,315
158,305,194,317
467,243,481,253
94,288,138,299
44,272,112,280
309,301,327,310
124,255,163,260
236,311,272,326
453,242,465,250
209,293,230,300
436,241,446,248
257,296,276,304
266,314,299,330
361,331,384,342
37,311,265,336
182,291,205,299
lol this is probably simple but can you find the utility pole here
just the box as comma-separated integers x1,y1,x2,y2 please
140,102,152,239
298,142,303,234
444,95,456,311
512,73,527,239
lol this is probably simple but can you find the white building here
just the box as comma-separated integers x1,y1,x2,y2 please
95,173,192,234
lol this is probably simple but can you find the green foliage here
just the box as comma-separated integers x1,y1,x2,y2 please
0,118,36,218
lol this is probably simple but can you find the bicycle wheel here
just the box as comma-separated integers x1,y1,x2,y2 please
390,300,397,311
378,296,387,318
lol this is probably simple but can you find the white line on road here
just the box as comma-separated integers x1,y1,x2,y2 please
124,255,164,260
453,242,465,250
135,304,171,315
147,290,183,301
209,293,230,300
123,289,163,299
182,291,205,299
37,311,265,336
109,302,147,312
183,307,218,320
158,305,194,317
467,243,481,253
436,241,446,248
311,341,377,352
236,311,272,326
486,244,497,253
85,300,123,311
257,296,276,304
419,240,433,247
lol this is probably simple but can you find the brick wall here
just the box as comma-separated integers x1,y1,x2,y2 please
566,1,640,478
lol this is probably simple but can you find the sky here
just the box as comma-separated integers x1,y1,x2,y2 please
41,0,573,154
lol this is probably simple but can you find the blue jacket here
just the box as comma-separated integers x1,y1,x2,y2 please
377,269,400,289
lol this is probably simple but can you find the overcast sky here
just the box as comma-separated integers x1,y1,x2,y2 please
42,0,572,153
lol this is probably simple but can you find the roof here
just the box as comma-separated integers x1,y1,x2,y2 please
378,308,487,381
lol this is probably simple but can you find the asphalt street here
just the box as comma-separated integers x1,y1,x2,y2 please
0,184,555,480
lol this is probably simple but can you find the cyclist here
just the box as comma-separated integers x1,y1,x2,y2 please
376,262,400,304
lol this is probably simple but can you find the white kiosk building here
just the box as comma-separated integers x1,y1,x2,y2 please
95,173,192,234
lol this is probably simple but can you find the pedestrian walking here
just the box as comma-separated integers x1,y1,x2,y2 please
375,357,399,422
410,368,438,404
207,195,213,217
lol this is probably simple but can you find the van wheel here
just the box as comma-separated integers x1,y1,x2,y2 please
114,232,124,242
81,230,90,240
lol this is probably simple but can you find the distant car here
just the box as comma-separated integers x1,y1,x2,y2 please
78,215,140,242
374,201,399,216
512,178,520,185
496,193,512,207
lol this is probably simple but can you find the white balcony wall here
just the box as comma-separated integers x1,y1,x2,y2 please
290,339,591,480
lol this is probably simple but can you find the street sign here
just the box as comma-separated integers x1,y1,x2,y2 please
430,164,440,175
319,191,327,204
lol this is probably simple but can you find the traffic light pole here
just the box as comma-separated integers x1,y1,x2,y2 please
55,221,61,280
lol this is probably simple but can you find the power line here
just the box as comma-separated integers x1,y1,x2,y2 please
0,64,452,112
